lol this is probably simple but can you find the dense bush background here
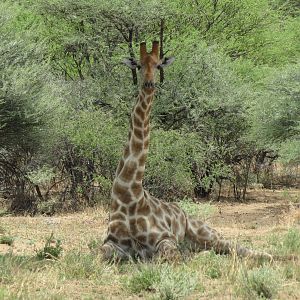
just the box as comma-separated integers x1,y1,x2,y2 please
0,0,299,213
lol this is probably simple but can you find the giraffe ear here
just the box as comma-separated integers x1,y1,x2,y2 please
123,57,140,69
157,57,175,69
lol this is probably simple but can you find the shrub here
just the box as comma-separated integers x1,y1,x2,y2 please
237,266,282,299
36,233,62,260
125,264,199,299
125,265,161,294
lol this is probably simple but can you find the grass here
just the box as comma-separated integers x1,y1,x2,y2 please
268,227,300,256
124,263,200,299
178,197,216,220
0,191,299,299
0,239,299,299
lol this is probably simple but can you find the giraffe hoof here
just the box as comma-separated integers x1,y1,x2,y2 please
100,244,115,261
156,240,181,262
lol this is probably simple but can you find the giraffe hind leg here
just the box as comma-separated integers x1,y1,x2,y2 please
185,217,272,260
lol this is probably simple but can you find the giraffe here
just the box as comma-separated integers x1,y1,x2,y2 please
101,41,272,261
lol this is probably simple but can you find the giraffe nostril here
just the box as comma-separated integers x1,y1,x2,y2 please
143,81,154,89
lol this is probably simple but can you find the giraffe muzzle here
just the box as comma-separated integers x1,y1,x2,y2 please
143,81,155,89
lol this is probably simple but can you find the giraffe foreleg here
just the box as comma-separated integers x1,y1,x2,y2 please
101,241,131,262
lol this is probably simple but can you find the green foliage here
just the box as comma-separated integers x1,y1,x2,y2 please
146,129,202,198
249,63,300,165
36,233,63,260
237,266,282,299
27,166,55,186
0,0,299,211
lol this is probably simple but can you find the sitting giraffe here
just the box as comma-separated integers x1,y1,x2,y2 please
101,41,272,261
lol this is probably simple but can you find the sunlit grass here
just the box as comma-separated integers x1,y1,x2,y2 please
178,197,216,220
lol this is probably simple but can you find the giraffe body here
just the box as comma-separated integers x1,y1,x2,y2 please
101,41,272,261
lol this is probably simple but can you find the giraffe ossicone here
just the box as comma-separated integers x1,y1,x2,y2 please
101,41,273,262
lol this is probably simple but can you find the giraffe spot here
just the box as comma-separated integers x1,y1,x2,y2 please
128,203,137,215
129,219,138,235
111,212,126,221
141,100,147,110
138,154,146,167
172,219,179,233
113,183,132,204
124,145,130,159
135,106,145,119
165,216,171,227
137,200,151,216
161,202,171,216
133,127,143,140
197,226,208,237
136,235,147,244
133,115,143,128
136,170,143,181
137,217,148,232
148,233,158,246
109,221,124,234
131,138,143,155
131,182,143,198
180,214,186,226
139,93,144,102
158,220,167,230
116,159,125,175
119,161,137,182
120,206,127,215
104,234,118,244
111,200,119,211
115,225,129,237
154,206,163,217
145,105,152,115
187,228,196,241
144,125,150,136
121,239,132,247
144,139,149,149
148,214,163,230
191,220,198,228
145,92,153,100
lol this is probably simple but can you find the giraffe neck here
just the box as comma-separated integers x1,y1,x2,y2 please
111,88,154,208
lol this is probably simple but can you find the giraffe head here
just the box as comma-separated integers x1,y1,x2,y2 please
123,41,174,89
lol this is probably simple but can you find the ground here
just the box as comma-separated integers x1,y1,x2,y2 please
0,189,299,299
